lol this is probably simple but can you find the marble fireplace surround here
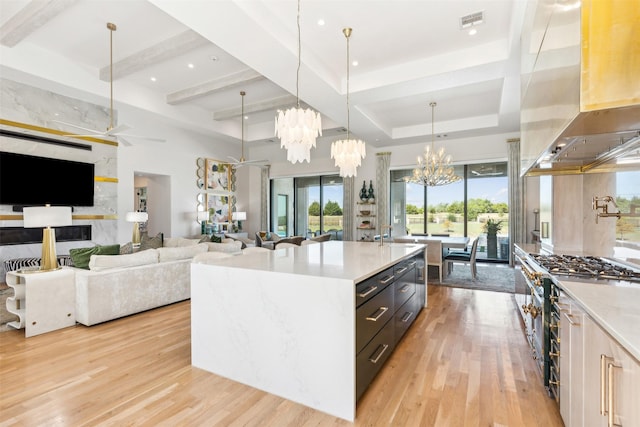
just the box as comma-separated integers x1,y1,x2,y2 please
0,78,119,282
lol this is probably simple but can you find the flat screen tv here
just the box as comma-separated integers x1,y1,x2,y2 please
0,151,95,206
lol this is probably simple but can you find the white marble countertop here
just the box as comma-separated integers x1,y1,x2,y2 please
558,279,640,363
209,241,424,283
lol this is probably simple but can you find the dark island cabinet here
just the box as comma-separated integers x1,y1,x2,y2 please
355,254,425,400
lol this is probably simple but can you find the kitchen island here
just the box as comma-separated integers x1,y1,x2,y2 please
190,241,426,421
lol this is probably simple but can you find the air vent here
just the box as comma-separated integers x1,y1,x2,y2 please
460,11,484,29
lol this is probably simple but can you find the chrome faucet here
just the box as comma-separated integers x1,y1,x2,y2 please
379,225,392,246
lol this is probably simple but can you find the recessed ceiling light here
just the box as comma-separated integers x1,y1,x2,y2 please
150,77,157,82
188,63,194,69
244,115,248,120
317,19,325,26
352,60,359,66
468,28,477,36
210,55,218,61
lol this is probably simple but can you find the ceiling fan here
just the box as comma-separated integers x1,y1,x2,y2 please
54,22,165,147
227,91,268,168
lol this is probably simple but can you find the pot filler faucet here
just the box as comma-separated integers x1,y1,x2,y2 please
592,195,624,224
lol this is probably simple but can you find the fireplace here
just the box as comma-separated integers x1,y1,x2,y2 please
0,225,92,246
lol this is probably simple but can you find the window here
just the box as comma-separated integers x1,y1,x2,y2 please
614,170,640,260
391,161,509,262
271,175,343,239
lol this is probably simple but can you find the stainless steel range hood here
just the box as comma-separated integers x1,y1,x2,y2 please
520,0,640,176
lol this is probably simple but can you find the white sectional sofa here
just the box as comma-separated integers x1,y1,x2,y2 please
72,238,243,326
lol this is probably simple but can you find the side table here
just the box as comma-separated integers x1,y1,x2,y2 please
6,268,76,337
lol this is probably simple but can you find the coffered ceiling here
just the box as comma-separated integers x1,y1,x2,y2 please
0,0,525,148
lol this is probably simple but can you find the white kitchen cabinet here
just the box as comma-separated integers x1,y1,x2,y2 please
558,292,584,427
583,314,640,427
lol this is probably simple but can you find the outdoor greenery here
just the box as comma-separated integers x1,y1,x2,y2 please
408,198,508,221
483,218,504,235
308,200,343,216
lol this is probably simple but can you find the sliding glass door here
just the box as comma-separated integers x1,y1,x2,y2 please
271,175,343,239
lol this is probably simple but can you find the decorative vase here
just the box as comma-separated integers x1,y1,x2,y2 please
359,180,368,201
487,233,498,258
367,180,375,202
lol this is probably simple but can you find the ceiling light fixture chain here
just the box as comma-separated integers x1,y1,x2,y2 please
107,22,116,131
405,102,461,186
274,0,322,164
330,27,365,178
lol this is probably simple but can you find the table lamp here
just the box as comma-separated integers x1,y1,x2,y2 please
197,211,209,235
23,205,72,271
232,211,247,231
125,211,148,246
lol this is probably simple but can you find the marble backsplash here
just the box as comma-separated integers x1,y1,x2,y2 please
0,78,118,281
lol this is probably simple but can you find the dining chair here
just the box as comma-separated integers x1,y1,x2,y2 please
393,237,445,283
444,237,479,279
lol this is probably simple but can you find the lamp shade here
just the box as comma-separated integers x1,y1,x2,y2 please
23,206,72,228
125,211,148,223
197,211,209,222
232,211,247,221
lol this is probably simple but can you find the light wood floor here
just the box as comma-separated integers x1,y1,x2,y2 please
0,285,563,426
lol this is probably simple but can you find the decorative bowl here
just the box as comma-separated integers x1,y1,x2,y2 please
360,210,371,216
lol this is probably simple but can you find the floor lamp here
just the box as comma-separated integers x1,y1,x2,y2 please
126,211,148,246
23,205,72,271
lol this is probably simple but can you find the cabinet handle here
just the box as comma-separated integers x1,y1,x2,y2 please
399,284,410,293
357,286,378,298
379,275,395,285
408,261,416,268
396,267,408,275
366,306,389,322
369,344,389,364
562,311,578,326
601,354,613,416
607,362,622,427
549,351,560,358
401,311,414,323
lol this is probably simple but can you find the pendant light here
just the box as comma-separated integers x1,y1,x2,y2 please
331,27,366,178
405,102,461,186
274,0,322,164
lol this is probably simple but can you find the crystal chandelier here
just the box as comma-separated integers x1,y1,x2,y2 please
331,27,366,177
406,102,461,186
274,0,322,164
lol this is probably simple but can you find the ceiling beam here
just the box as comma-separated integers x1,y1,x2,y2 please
0,0,79,47
213,94,298,120
99,29,209,81
167,69,265,105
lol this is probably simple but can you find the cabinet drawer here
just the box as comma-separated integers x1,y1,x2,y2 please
356,284,394,354
355,267,394,307
356,320,395,401
395,292,418,345
394,278,415,310
394,259,415,281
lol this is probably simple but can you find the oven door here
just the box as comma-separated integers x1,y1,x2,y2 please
529,285,545,373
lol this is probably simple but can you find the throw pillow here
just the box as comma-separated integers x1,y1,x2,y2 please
205,241,243,254
69,244,121,269
210,234,223,243
120,242,134,255
140,232,163,250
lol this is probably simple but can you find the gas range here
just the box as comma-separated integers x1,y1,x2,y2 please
529,254,640,285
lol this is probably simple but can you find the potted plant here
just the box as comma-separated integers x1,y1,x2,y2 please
483,218,503,258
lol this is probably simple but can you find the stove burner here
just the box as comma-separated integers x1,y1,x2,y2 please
530,254,640,282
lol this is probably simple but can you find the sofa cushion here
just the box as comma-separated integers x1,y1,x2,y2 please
164,237,201,248
140,232,163,250
89,248,159,271
157,243,208,262
205,240,243,254
192,251,234,264
69,244,121,269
